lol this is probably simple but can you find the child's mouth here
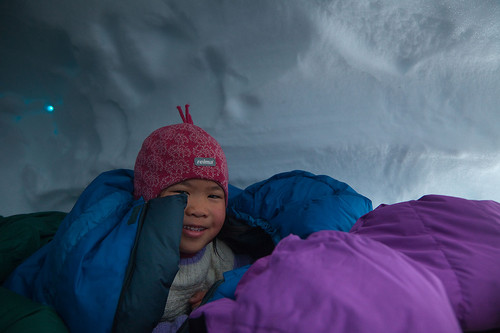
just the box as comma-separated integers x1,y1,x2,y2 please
183,225,207,232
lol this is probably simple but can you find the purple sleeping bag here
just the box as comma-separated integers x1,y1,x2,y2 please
191,194,500,332
191,231,461,332
350,195,500,331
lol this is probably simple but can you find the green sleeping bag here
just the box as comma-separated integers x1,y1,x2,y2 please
0,211,68,332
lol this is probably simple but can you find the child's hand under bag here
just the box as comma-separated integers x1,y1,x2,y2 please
189,290,207,310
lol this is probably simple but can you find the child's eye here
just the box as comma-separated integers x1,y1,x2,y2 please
174,190,189,195
208,194,222,199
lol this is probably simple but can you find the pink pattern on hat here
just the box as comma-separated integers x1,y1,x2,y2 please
133,105,228,203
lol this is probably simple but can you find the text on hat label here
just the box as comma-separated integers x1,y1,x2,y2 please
194,157,216,166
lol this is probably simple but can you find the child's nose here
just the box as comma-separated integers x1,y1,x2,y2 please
185,196,207,217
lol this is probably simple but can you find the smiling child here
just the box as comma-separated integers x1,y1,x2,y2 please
133,105,235,328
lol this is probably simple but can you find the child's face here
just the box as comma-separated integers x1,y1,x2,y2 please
160,179,226,255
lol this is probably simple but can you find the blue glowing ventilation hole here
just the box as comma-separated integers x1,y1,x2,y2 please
45,105,54,112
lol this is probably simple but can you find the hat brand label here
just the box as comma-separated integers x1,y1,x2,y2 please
194,157,216,166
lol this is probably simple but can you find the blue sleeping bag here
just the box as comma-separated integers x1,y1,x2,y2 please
4,169,372,332
4,169,187,333
228,170,373,243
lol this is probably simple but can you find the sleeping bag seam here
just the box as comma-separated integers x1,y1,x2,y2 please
409,200,469,328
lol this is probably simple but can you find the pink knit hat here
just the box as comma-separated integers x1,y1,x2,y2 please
133,105,228,203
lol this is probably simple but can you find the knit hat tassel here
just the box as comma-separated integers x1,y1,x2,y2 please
177,104,193,124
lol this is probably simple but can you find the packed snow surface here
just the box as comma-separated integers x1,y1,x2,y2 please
1,0,500,215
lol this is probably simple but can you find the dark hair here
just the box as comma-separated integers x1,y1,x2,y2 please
213,216,275,260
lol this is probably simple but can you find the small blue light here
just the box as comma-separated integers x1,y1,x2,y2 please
46,105,54,112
